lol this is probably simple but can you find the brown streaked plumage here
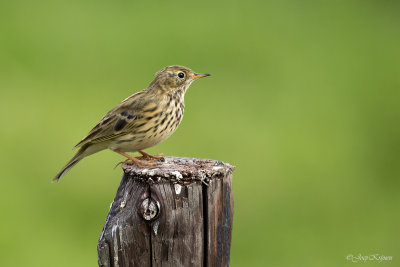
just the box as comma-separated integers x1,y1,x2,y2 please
53,65,210,181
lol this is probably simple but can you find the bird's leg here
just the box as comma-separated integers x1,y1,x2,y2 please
113,149,155,166
137,150,165,161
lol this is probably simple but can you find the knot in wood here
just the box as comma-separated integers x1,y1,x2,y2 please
139,198,160,221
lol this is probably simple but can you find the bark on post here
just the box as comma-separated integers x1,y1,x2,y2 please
97,156,235,267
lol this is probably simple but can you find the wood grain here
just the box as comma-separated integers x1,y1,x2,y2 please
97,156,235,267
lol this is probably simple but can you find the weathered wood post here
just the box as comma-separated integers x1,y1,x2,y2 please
97,156,235,267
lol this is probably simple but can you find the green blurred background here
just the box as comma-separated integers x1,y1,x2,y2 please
1,0,399,266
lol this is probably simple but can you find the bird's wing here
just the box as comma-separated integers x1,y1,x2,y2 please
74,90,153,148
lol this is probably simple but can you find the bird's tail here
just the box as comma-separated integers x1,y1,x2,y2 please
52,145,88,182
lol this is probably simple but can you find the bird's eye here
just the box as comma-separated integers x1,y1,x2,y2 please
178,72,185,78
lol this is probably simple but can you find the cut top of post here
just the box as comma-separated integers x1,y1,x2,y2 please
122,156,235,185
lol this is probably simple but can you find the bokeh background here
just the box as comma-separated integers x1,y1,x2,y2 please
1,0,399,266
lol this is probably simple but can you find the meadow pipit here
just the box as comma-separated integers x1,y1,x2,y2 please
53,65,210,181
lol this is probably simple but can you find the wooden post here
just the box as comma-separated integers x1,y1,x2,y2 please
97,156,235,267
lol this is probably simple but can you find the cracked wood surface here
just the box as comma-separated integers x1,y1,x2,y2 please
97,156,235,267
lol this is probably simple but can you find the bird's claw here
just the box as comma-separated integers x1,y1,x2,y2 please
114,161,126,169
117,158,156,167
127,159,156,166
137,151,165,161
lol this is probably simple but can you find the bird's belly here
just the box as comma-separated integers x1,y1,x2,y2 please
108,127,177,153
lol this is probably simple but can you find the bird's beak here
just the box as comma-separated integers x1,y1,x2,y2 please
192,73,211,80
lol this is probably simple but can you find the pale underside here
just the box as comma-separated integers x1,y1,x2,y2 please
109,122,180,152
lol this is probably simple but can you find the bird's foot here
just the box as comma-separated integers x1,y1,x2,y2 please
137,150,165,162
113,149,158,168
114,158,156,169
124,158,156,167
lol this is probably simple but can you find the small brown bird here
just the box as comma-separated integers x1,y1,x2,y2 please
53,65,210,181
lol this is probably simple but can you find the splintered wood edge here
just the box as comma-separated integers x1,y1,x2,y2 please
122,156,235,185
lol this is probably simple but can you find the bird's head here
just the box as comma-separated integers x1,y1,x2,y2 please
149,65,210,94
